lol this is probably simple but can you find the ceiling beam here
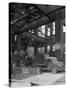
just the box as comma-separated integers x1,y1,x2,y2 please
20,7,65,32
48,7,65,20
11,6,65,33
33,4,52,21
20,16,50,32
47,6,65,15
11,5,31,25
21,32,53,45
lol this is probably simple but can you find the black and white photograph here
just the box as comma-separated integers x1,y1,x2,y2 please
9,2,65,87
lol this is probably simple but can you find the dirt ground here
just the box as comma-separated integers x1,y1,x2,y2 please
11,72,65,87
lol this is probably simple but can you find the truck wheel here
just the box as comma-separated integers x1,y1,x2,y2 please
52,67,57,74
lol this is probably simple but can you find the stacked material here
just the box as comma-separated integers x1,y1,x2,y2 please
12,67,40,80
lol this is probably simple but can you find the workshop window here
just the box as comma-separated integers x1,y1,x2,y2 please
29,30,31,32
47,45,50,54
41,25,45,35
41,25,45,30
47,45,50,51
53,45,55,51
53,22,55,35
38,25,45,38
32,30,34,33
38,31,41,36
14,34,17,41
47,27,50,36
38,47,45,54
63,25,65,32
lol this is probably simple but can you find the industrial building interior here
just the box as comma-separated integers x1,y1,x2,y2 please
9,3,65,87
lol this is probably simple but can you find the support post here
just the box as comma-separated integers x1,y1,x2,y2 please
34,28,38,55
17,34,21,53
45,25,48,54
55,18,63,61
49,23,53,54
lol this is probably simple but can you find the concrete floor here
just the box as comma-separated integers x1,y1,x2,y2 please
11,72,65,87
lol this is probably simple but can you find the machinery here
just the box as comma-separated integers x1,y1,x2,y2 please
39,57,65,74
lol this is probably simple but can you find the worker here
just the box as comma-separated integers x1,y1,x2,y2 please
26,40,34,67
